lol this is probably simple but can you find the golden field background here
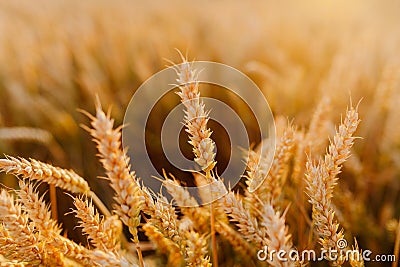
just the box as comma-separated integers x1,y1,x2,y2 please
0,0,400,266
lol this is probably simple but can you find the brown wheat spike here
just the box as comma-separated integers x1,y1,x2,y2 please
183,230,212,267
260,202,295,267
223,191,267,248
72,196,119,251
175,57,216,172
0,190,42,265
305,104,360,266
85,99,145,244
142,223,183,266
0,156,90,194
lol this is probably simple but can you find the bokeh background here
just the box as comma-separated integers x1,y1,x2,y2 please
0,0,400,265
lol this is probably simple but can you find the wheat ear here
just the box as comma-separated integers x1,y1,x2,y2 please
85,99,145,266
260,203,296,267
176,56,219,266
223,191,267,248
184,231,212,267
175,58,216,172
142,223,183,266
214,221,255,263
0,156,90,194
245,124,295,216
17,180,91,266
72,196,120,251
0,190,42,265
147,195,183,248
0,156,110,219
163,176,210,233
305,104,360,266
18,180,132,267
349,239,364,267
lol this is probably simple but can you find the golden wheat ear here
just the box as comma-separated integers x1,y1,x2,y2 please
0,156,90,194
305,103,360,266
71,195,120,251
0,189,42,265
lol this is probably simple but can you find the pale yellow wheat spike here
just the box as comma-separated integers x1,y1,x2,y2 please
175,56,220,266
72,196,119,252
17,180,64,266
305,103,360,266
0,156,90,194
245,124,295,215
175,57,216,172
142,223,183,266
146,194,209,266
0,190,42,265
183,231,212,267
17,180,92,266
260,203,296,267
163,177,210,232
223,192,267,248
18,180,133,267
147,195,183,249
103,215,123,248
86,100,145,246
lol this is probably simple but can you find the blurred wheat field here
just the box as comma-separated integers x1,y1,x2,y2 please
0,0,400,266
